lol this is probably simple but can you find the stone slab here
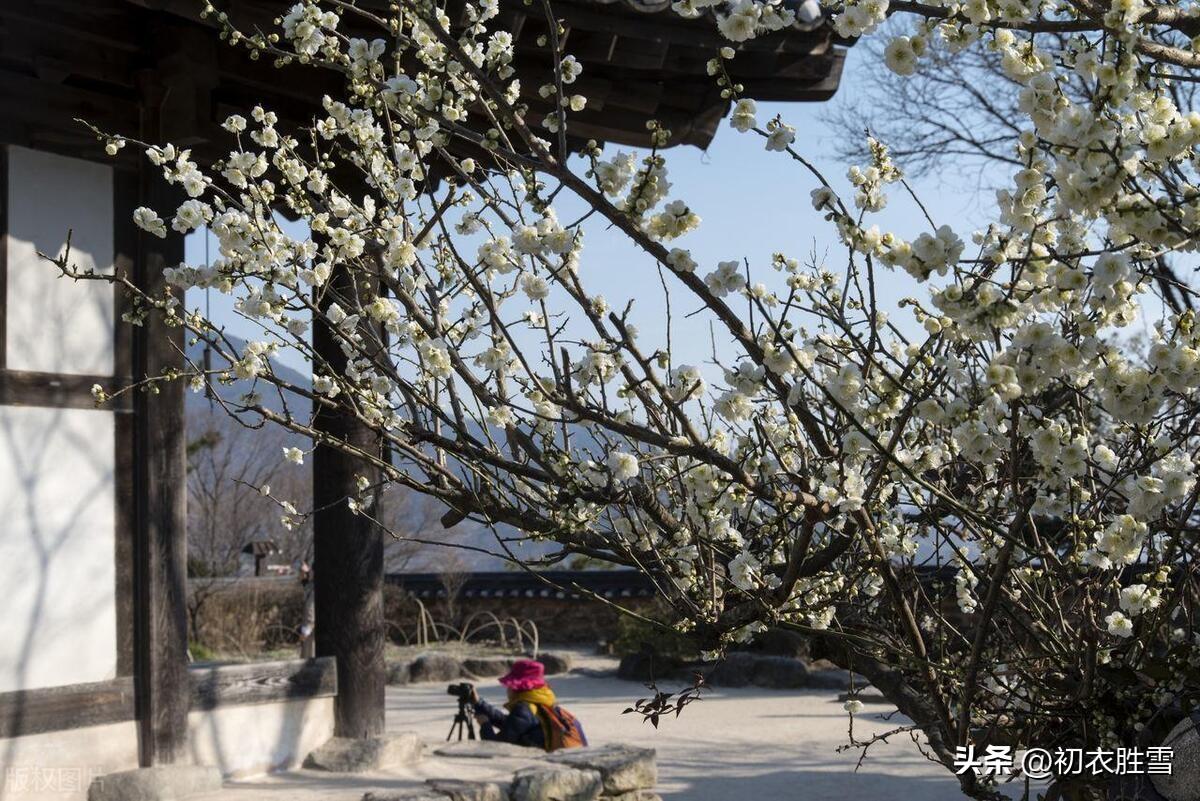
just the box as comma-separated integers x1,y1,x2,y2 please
1152,714,1200,801
304,733,424,772
435,739,544,759
510,766,602,801
408,653,466,684
545,745,656,794
88,765,223,801
426,779,510,801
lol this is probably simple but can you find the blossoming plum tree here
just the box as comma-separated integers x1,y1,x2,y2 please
56,0,1200,797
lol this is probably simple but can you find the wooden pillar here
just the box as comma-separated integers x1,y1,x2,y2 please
128,59,190,767
313,265,386,739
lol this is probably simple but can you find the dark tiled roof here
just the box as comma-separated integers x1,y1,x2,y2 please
0,0,846,161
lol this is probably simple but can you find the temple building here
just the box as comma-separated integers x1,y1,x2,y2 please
0,2,848,799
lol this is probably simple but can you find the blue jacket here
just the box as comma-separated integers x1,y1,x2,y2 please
473,698,546,749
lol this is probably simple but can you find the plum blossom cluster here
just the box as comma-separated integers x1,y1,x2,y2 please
55,0,1200,797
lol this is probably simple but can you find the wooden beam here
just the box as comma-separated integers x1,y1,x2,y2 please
0,369,132,410
113,167,138,678
0,660,336,739
313,263,386,740
190,658,337,711
0,677,136,739
0,146,7,371
130,46,190,767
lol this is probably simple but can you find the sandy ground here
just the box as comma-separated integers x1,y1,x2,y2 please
220,653,968,801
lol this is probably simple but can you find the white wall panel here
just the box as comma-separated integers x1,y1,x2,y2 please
5,146,114,376
0,406,116,692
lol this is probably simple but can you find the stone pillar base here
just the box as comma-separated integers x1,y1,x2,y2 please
303,732,424,772
87,765,222,801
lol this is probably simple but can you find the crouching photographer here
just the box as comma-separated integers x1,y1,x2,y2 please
463,659,587,752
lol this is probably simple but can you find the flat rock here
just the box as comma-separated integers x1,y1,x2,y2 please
747,629,809,659
702,652,758,687
750,655,809,689
435,739,544,759
1152,714,1200,801
511,766,602,801
535,653,573,675
616,652,682,683
304,733,424,772
387,660,413,685
462,656,514,678
362,793,445,801
88,765,222,801
409,653,465,683
806,668,853,690
426,779,510,801
606,793,662,801
546,745,657,794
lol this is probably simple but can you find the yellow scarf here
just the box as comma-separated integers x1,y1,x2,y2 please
506,685,556,710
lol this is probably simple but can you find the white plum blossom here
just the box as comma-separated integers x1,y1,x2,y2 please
607,450,640,482
133,207,167,238
1105,611,1135,639
729,99,757,133
1119,585,1162,617
704,260,746,297
764,122,796,151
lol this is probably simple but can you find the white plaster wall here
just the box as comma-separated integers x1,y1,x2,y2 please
0,406,117,693
5,145,114,376
0,721,137,801
188,697,335,779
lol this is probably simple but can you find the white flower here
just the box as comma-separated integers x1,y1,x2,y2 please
730,99,757,132
765,122,796,152
486,405,514,428
1091,515,1147,567
704,260,746,297
133,207,167,238
1092,252,1130,288
1118,584,1161,617
283,447,305,465
419,338,453,379
222,114,247,133
666,248,698,274
810,187,836,211
607,450,640,482
717,0,760,41
172,200,209,234
1104,610,1134,638
667,364,706,402
843,699,864,714
884,36,919,76
521,274,550,301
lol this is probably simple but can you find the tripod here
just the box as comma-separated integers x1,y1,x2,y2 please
446,696,477,742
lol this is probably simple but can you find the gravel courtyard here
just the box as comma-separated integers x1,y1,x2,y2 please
392,665,965,801
223,654,971,801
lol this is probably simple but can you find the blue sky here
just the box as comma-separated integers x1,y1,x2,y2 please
185,45,991,377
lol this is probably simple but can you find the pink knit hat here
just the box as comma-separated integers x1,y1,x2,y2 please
499,659,546,691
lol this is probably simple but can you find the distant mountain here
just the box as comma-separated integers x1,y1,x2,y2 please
182,334,560,572
184,334,312,419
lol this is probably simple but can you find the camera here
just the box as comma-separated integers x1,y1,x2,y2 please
446,682,477,741
447,682,474,701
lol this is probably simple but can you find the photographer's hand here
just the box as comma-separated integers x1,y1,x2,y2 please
469,687,479,704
